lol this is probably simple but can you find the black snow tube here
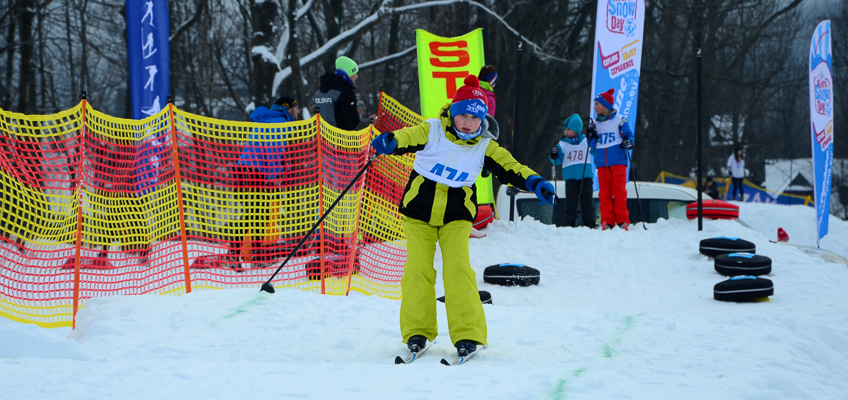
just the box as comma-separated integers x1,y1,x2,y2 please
714,253,772,276
437,290,492,305
713,276,774,302
699,237,756,257
483,263,540,287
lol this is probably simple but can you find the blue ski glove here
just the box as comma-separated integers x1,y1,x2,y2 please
371,132,397,155
525,175,555,205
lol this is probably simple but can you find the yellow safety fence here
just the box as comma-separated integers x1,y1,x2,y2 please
0,95,422,328
655,171,813,206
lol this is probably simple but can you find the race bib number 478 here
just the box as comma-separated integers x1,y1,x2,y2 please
565,150,585,162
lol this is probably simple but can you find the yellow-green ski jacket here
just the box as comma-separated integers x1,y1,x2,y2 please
390,104,537,226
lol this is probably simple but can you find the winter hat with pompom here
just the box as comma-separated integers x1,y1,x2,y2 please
594,88,615,111
449,75,489,122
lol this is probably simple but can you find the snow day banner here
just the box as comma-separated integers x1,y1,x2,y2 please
589,0,646,188
415,29,485,119
809,20,834,246
126,0,170,120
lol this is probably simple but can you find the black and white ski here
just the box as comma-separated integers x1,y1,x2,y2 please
440,346,484,366
394,341,433,364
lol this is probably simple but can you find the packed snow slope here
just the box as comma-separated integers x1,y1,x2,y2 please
2,202,848,399
734,201,848,261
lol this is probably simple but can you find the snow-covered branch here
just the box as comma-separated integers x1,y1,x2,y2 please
295,0,316,21
358,45,416,71
169,0,208,43
394,0,569,63
273,0,571,94
273,11,382,92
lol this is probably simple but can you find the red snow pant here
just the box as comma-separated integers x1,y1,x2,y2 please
597,164,629,226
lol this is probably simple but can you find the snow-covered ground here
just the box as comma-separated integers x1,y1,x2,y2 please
735,200,848,261
2,202,848,399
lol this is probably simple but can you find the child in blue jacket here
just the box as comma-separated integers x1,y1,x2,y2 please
588,88,634,230
550,114,597,228
229,96,299,264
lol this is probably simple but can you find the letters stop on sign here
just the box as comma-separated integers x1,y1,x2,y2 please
416,28,485,119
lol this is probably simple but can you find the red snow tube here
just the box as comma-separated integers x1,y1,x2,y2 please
686,200,739,220
474,205,494,229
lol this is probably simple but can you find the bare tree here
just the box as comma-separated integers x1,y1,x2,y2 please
0,0,842,218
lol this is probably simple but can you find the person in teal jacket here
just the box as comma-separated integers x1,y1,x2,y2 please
550,114,597,228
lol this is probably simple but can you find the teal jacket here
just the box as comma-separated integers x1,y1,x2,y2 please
550,133,595,181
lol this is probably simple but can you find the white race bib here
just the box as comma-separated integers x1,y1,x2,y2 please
413,119,490,188
594,113,625,149
558,137,589,168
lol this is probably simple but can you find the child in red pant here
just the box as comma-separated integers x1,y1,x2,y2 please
586,88,634,230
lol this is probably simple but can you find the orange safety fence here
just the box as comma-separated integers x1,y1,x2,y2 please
0,92,424,328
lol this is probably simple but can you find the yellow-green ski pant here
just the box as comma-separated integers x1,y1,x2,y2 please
400,217,487,346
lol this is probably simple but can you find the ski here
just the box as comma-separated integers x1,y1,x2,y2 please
394,341,433,364
440,346,484,366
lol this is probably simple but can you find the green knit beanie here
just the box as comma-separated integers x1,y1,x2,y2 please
335,56,359,77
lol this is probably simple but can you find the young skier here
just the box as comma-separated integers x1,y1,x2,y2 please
587,88,634,230
550,113,597,228
370,75,554,358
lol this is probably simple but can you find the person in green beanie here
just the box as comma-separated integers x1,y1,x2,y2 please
314,56,375,131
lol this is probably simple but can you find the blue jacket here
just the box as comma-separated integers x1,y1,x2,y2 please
591,109,634,167
134,134,166,196
238,105,293,181
549,134,595,180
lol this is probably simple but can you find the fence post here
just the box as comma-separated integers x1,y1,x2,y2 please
345,128,371,296
168,102,192,294
72,95,87,329
315,114,327,294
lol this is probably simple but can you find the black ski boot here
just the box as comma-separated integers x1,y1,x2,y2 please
407,335,427,353
455,340,477,356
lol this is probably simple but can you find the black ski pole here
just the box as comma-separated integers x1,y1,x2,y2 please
260,156,375,293
624,149,647,230
576,136,592,200
575,137,593,227
552,159,559,226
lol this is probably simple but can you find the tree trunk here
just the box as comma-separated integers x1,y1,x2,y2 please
285,0,304,103
16,0,36,113
37,7,46,111
65,0,77,105
119,4,131,118
3,0,15,110
79,0,90,96
249,0,278,108
381,0,403,96
320,0,344,73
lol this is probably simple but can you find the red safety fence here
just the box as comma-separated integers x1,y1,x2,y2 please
0,92,423,328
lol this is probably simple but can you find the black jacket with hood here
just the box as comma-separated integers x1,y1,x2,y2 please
314,73,370,131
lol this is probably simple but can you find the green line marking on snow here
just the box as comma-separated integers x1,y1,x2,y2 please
548,314,644,398
603,313,644,358
211,293,270,327
548,368,587,400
